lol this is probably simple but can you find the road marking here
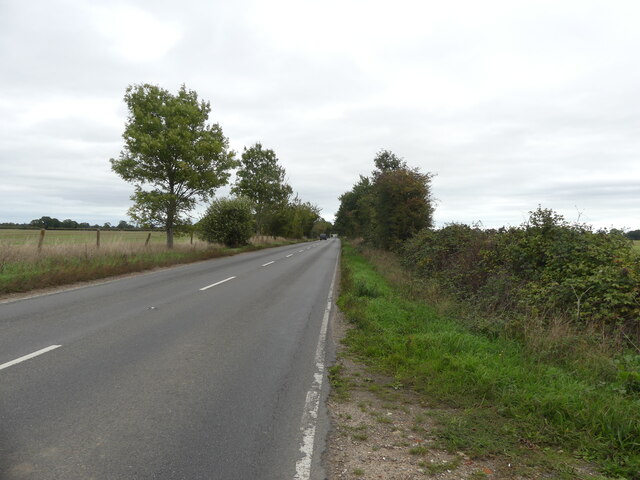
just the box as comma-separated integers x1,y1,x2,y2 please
298,250,304,253
0,345,62,371
286,254,294,258
262,261,275,267
294,253,339,480
200,276,236,291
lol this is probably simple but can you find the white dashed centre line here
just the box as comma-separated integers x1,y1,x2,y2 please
200,276,236,291
0,345,62,371
262,261,275,267
286,254,294,258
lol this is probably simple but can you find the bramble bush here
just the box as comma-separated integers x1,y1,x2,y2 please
402,207,640,340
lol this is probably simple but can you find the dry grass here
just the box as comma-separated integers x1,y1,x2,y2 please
0,229,176,246
0,235,299,296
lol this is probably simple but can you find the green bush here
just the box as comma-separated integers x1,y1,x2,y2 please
199,197,255,247
403,207,640,335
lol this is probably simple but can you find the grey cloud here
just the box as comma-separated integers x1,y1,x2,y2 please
1,0,639,230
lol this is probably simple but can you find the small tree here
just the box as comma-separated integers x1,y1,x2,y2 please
111,83,236,248
199,197,254,247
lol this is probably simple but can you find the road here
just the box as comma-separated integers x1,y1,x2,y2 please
0,239,340,479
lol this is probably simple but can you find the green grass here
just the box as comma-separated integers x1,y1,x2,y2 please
409,445,429,455
328,363,352,401
422,456,461,475
337,243,640,479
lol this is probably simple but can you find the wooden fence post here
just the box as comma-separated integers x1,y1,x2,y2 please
38,229,45,251
145,232,151,247
190,231,194,245
96,229,100,248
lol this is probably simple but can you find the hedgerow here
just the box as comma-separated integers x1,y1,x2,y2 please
402,207,640,340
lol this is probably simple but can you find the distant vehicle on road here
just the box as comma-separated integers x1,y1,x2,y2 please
319,233,328,240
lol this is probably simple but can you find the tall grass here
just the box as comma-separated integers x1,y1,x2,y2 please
0,229,176,246
0,236,297,295
338,243,640,478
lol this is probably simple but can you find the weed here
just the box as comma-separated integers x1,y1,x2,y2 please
328,363,351,401
375,414,393,424
423,456,461,475
409,446,429,455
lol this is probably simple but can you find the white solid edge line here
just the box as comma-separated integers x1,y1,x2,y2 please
294,251,339,480
0,345,62,371
199,276,236,291
262,261,275,267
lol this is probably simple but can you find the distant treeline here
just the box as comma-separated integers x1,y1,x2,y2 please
0,217,140,230
626,229,640,240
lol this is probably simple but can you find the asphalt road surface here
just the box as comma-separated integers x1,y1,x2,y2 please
0,239,340,479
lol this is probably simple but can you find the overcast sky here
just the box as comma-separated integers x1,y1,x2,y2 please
1,0,639,229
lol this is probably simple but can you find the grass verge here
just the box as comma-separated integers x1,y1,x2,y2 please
0,239,302,296
337,242,639,479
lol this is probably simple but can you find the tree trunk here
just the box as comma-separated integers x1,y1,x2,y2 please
167,226,174,249
166,208,175,249
167,188,175,249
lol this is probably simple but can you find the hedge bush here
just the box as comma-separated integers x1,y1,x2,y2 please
402,208,640,337
199,197,255,247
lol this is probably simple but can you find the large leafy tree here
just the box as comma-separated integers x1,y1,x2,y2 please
372,167,434,249
231,143,292,236
334,150,434,248
111,83,236,248
334,175,373,238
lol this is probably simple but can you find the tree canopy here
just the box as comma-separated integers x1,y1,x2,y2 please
335,150,434,249
110,83,236,248
231,142,292,235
